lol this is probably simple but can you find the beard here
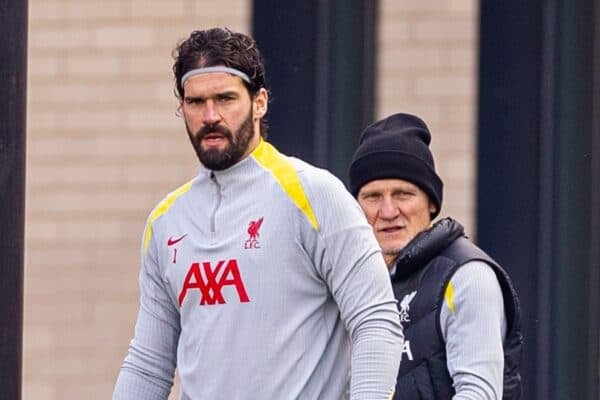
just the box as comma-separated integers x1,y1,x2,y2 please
186,108,255,171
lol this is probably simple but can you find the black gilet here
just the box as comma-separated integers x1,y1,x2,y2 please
391,218,523,400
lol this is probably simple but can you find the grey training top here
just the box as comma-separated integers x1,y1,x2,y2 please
440,261,507,399
113,140,403,400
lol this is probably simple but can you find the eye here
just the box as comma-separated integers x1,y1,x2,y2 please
361,192,381,203
185,97,204,105
393,190,413,200
217,94,235,103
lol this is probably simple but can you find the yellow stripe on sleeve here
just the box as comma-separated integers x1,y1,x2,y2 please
251,140,319,231
444,281,456,314
143,180,194,254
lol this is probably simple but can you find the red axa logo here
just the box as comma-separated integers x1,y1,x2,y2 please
244,216,263,249
178,259,250,306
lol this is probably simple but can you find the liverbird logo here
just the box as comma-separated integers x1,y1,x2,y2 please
244,217,264,249
399,291,417,323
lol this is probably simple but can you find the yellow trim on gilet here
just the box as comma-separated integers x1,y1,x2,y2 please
444,281,456,314
143,180,194,253
252,140,319,231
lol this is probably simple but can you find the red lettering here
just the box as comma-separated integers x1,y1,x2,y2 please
178,262,201,306
244,239,260,249
199,260,226,305
219,260,250,302
178,259,250,306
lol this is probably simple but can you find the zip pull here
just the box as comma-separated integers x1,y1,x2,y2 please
209,171,222,239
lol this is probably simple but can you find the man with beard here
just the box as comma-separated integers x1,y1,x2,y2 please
348,113,523,399
113,28,403,400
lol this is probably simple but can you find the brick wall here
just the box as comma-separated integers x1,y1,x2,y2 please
24,1,476,398
377,0,478,234
25,1,250,399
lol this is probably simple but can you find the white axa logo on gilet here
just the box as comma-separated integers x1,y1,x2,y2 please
399,291,417,361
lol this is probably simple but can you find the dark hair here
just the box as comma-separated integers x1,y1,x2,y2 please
173,27,269,136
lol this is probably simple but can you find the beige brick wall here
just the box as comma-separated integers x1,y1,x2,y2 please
24,1,477,398
25,1,250,399
377,0,478,236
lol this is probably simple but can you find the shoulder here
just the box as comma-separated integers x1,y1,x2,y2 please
440,260,507,341
444,260,503,313
441,237,515,304
451,261,501,290
251,141,346,194
141,178,196,252
291,157,348,193
292,158,365,218
147,178,196,223
251,142,365,232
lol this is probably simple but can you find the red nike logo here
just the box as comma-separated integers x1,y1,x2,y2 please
167,234,187,246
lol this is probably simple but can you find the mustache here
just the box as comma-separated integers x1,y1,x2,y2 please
196,123,232,140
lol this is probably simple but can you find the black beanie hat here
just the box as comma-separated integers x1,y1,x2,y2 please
349,113,443,218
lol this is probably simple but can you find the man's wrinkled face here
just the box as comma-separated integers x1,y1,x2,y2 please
357,178,435,267
181,71,267,170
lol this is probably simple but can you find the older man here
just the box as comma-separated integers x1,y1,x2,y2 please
349,113,523,400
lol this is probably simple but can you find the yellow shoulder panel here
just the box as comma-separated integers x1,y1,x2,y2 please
252,140,319,231
444,281,456,314
143,180,194,254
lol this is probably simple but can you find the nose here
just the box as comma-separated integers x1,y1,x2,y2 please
201,100,221,125
378,196,399,220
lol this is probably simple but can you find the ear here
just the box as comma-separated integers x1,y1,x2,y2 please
253,88,268,119
429,202,437,216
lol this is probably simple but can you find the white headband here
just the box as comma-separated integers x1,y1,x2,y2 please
181,66,251,86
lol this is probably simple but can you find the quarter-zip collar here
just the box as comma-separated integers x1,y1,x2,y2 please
196,138,266,184
196,139,266,241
